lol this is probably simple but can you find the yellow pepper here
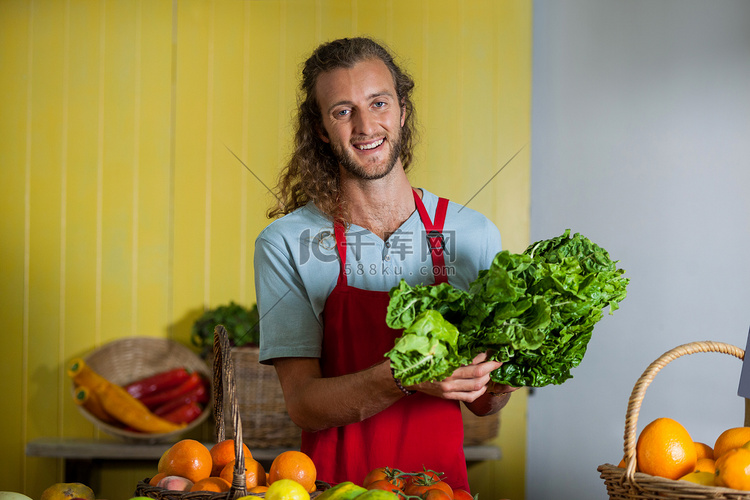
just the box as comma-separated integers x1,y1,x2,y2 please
68,358,185,434
73,385,117,424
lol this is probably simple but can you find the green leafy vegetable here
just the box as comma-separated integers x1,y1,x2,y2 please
385,229,629,387
389,310,469,386
191,301,260,358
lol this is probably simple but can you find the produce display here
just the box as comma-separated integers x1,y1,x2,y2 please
135,438,477,500
622,418,750,490
67,359,209,432
386,229,629,387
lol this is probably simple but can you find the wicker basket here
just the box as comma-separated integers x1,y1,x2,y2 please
73,337,212,443
134,326,328,500
461,404,500,445
597,340,750,499
213,347,301,449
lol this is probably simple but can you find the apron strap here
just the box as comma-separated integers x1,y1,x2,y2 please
333,190,450,287
412,189,450,285
333,221,347,286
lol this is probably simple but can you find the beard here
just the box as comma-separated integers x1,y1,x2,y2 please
330,129,403,181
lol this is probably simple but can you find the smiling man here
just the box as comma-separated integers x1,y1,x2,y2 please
254,37,516,490
316,57,404,183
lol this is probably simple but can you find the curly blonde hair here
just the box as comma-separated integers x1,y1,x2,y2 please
267,37,418,221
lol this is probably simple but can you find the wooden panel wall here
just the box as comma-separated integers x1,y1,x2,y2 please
0,1,531,499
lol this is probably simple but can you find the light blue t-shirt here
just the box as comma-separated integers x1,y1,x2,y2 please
254,188,502,364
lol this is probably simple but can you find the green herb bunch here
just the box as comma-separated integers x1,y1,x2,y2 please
191,301,260,358
385,229,629,387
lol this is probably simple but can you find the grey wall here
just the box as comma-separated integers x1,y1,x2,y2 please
528,1,750,499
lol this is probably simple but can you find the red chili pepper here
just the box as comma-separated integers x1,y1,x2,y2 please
153,383,209,416
125,367,191,399
139,372,204,409
161,401,203,424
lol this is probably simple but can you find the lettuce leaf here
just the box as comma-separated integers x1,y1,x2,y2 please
388,310,469,386
385,229,629,387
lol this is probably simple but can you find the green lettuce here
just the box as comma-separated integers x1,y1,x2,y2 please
385,229,629,387
388,310,469,386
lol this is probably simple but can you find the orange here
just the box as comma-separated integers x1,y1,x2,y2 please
220,458,267,488
714,427,750,460
694,457,715,474
149,472,167,486
190,477,231,492
249,485,270,493
158,439,213,483
210,439,252,477
694,441,714,460
268,450,317,493
715,447,750,490
635,417,696,480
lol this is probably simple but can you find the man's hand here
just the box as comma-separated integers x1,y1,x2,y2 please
409,352,503,403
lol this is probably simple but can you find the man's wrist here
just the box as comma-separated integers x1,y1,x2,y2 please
488,390,510,398
488,382,512,398
390,367,415,396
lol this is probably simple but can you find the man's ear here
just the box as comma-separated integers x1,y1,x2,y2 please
400,102,407,127
316,123,330,144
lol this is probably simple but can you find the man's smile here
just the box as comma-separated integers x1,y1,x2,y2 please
354,138,385,151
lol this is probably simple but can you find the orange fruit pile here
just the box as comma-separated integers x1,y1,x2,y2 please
147,439,316,494
624,419,750,490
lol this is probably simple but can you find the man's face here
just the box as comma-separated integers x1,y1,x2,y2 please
314,58,406,180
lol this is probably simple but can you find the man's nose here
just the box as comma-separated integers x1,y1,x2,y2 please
353,110,377,135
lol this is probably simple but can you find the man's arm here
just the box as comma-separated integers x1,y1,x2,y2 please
274,353,509,433
273,357,405,433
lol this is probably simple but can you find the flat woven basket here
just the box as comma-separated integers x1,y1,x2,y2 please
74,337,212,443
598,340,750,499
134,325,326,500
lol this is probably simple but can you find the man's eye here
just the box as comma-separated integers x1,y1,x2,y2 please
373,101,386,108
336,109,350,117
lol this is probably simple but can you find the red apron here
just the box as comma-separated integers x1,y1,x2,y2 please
301,189,469,491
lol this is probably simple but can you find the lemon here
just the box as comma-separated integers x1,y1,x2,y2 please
265,479,310,500
678,471,715,486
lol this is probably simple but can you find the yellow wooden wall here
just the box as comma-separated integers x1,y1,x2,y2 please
0,1,531,499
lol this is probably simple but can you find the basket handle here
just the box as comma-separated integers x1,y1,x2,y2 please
621,341,744,488
213,325,247,500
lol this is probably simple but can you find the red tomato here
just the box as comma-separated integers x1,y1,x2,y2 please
453,489,474,500
367,479,402,494
364,466,406,489
422,489,453,500
405,468,442,485
405,480,453,499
